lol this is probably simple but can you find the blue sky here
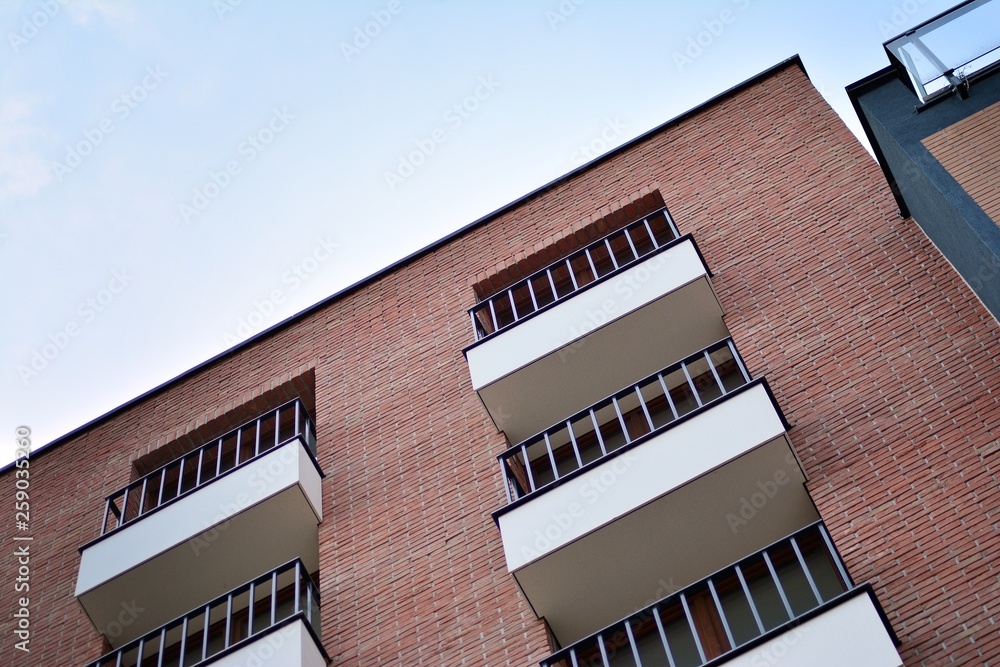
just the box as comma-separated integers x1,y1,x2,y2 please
0,0,957,464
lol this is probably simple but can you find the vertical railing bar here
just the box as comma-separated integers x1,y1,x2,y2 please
295,400,301,442
271,570,278,626
596,634,611,667
526,278,539,311
136,637,145,667
501,458,514,503
546,269,559,302
176,457,185,498
664,208,680,238
215,439,223,477
137,478,148,517
254,418,262,457
624,620,645,667
569,650,580,667
657,373,680,420
707,578,737,651
543,432,560,481
201,604,211,661
634,385,655,433
507,289,519,322
790,536,824,605
115,646,123,667
295,561,303,614
611,397,631,444
178,616,188,667
735,563,766,635
762,550,795,620
679,592,708,664
603,239,619,270
306,578,314,625
102,499,112,535
622,227,640,262
248,581,255,637
643,217,659,249
727,339,752,383
680,360,703,408
225,593,233,650
234,427,242,467
651,605,678,667
470,310,482,339
566,420,584,470
521,444,536,492
274,407,281,449
487,298,500,334
156,627,166,667
589,409,608,456
195,448,204,487
565,259,579,291
121,486,131,525
818,523,854,588
155,468,166,508
585,248,599,280
705,349,727,396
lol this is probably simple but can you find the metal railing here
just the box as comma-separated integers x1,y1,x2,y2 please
100,398,316,535
498,339,750,503
540,522,854,667
86,559,320,667
469,207,680,340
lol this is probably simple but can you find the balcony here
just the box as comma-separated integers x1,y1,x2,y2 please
539,523,901,667
86,559,328,667
465,208,726,443
76,399,324,647
493,342,818,644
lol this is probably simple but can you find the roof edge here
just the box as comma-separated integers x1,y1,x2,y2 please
5,54,807,474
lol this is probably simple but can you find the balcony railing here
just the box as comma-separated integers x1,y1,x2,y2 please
100,398,316,536
469,207,680,340
498,339,750,503
86,559,321,667
540,522,853,667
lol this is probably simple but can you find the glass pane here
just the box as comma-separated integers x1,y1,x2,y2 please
717,572,760,647
798,530,848,602
529,273,555,309
594,400,627,452
627,222,656,258
256,415,275,456
664,368,699,416
219,432,239,473
549,262,576,299
647,210,677,246
178,454,199,494
603,624,637,667
770,544,820,617
687,355,723,404
639,376,675,429
590,242,617,278
657,600,702,667
510,282,535,319
206,598,229,657
569,251,596,288
277,405,296,444
709,344,746,393
741,553,790,631
616,388,651,441
571,414,604,464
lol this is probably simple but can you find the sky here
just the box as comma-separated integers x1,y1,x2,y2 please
0,0,960,466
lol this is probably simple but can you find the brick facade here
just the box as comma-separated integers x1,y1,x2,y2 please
1,59,997,666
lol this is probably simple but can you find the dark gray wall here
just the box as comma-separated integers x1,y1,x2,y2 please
853,71,1000,320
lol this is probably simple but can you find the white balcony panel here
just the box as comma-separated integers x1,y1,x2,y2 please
212,619,327,667
468,239,726,443
725,590,902,667
76,438,322,648
498,384,821,645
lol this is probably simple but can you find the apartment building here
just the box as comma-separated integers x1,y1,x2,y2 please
2,52,998,666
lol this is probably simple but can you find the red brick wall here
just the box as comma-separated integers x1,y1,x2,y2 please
2,61,997,666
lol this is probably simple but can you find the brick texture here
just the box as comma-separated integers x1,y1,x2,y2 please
1,61,997,666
